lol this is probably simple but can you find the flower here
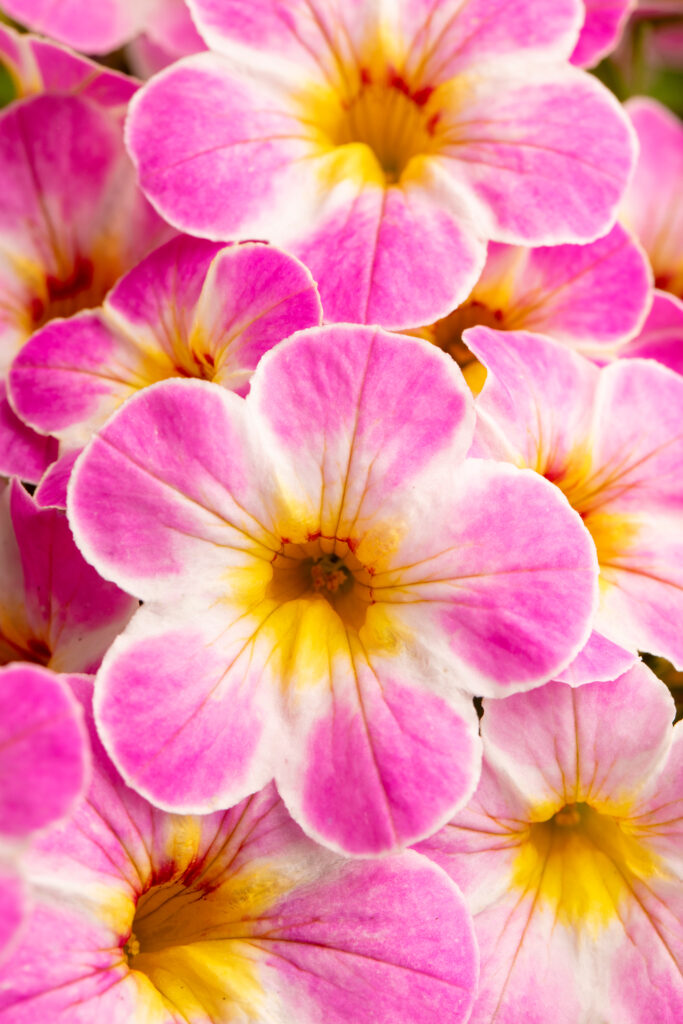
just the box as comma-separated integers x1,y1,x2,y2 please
0,90,169,482
416,663,683,1024
0,478,136,673
466,326,683,677
9,236,322,476
0,675,479,1023
127,0,635,328
621,97,683,299
68,325,598,854
0,663,90,959
410,223,652,388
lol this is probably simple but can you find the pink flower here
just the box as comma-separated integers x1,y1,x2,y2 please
417,664,683,1024
9,236,322,502
68,325,598,855
0,478,136,674
0,663,90,959
411,223,652,383
0,88,170,483
621,98,683,299
467,326,683,677
0,676,479,1023
128,0,635,328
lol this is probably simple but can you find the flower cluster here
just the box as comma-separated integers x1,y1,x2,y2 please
0,1,681,1021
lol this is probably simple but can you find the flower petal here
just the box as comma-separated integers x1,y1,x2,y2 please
437,63,635,245
0,664,90,838
571,0,635,68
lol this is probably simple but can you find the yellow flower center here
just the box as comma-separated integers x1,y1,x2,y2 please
267,536,373,632
513,801,662,934
123,863,285,1021
328,67,441,183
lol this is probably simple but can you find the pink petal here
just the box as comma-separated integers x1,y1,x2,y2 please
0,664,90,838
8,479,137,673
622,98,683,297
0,382,58,484
571,0,636,68
476,224,652,350
1,0,157,53
437,63,635,245
619,290,683,374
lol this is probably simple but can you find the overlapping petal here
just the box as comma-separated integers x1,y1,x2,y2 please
0,23,136,111
0,663,90,960
69,326,597,853
0,677,479,1024
0,91,169,480
10,236,322,451
0,479,136,673
420,223,653,362
622,98,683,298
0,664,90,838
417,665,683,1024
571,0,636,67
1,0,159,54
468,326,683,670
619,291,683,374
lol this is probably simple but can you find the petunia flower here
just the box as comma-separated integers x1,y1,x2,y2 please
0,478,136,673
9,235,322,504
0,90,170,482
0,663,90,959
127,0,635,329
571,0,636,67
0,674,479,1023
416,663,683,1024
68,325,598,855
411,223,652,388
621,97,683,299
466,326,683,678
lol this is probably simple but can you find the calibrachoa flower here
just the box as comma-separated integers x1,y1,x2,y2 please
466,326,683,678
417,664,683,1024
128,0,635,328
0,663,90,959
619,290,683,375
621,97,683,298
0,478,136,672
571,0,636,67
68,325,598,855
412,223,652,385
9,236,322,475
0,23,136,110
0,676,479,1023
0,90,169,481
